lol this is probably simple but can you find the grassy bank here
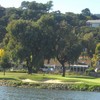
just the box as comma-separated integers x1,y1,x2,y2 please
0,72,100,91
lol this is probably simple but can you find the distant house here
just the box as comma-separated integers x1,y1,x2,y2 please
86,20,100,27
70,64,89,72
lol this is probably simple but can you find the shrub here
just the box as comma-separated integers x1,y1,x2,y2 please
9,70,27,73
85,67,95,75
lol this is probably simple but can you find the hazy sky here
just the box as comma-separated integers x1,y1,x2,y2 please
0,0,99,14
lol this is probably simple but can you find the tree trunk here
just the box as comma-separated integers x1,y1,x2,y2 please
27,66,32,74
3,68,5,76
68,62,71,71
26,58,32,74
47,58,50,64
62,63,66,77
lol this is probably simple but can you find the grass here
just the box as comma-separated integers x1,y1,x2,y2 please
0,72,26,81
0,72,100,91
0,72,100,85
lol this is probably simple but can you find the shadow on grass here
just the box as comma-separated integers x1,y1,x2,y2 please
0,78,17,80
67,76,96,79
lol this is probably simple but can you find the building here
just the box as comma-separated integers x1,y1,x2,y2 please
70,64,89,72
86,20,100,27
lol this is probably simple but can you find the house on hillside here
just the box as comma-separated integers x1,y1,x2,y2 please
86,20,100,27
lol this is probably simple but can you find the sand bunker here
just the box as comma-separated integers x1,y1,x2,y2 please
44,79,62,83
22,79,63,83
22,79,37,83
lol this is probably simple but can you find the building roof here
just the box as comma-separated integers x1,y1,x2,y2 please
70,65,89,68
87,20,100,24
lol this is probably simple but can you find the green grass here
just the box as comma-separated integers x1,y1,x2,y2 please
0,72,26,81
0,72,100,85
0,72,100,91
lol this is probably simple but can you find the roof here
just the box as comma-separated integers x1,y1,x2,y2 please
86,20,100,24
70,65,89,68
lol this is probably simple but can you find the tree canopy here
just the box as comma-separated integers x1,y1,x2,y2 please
0,1,100,76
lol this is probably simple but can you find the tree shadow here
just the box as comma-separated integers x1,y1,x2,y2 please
68,76,96,79
0,78,17,80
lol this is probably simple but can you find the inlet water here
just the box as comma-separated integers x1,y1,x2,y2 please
0,86,100,100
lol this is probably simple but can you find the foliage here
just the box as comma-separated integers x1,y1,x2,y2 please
0,49,5,57
81,8,91,16
20,1,53,20
82,32,96,58
85,67,95,75
0,54,11,75
0,1,100,76
91,43,100,67
6,19,37,74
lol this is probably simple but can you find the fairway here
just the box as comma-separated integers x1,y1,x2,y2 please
0,72,100,85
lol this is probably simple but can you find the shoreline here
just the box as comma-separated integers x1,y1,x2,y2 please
0,80,100,92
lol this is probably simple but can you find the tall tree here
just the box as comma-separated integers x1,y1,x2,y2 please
81,8,91,16
20,1,53,20
56,26,82,77
6,19,37,74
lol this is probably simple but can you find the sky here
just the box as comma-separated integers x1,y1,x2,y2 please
0,0,100,14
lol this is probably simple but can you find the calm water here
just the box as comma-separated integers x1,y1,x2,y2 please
0,86,100,100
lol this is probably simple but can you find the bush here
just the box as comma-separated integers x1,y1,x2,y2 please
85,67,95,75
9,70,27,73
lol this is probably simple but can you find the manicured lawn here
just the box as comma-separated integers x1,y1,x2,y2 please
0,72,100,85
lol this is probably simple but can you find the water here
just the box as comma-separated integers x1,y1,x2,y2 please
0,86,100,100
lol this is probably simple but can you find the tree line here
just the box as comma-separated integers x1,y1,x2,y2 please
0,1,100,76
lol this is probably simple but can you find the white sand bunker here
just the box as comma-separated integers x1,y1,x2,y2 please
22,79,63,83
44,79,63,83
22,79,37,83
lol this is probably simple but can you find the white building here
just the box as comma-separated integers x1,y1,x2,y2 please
86,20,100,27
70,64,89,72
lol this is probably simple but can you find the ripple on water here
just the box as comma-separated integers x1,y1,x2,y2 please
0,86,100,100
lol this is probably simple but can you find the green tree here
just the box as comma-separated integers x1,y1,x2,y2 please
92,43,100,67
81,8,91,16
6,19,36,74
0,6,5,18
56,30,82,77
37,14,82,77
82,32,96,58
36,14,55,61
20,1,53,20
0,53,11,75
0,25,6,43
